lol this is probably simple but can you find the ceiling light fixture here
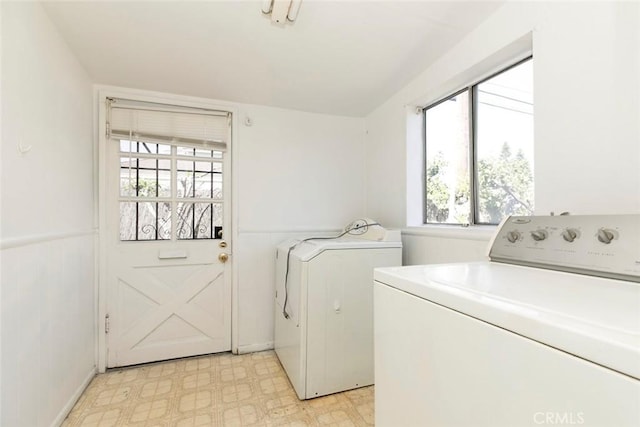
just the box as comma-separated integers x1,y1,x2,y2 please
261,0,302,24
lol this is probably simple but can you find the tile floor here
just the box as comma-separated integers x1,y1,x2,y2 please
62,350,375,426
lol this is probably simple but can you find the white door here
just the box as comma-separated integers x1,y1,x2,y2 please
105,134,232,367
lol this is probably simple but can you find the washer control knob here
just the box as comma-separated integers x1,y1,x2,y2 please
530,230,548,241
562,228,578,243
597,228,615,244
506,231,521,243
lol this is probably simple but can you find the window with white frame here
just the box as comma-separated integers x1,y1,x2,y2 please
118,141,224,241
424,57,533,226
108,98,230,241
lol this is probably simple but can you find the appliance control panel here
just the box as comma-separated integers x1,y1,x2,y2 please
489,214,640,281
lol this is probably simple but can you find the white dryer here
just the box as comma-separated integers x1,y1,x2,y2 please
274,227,402,399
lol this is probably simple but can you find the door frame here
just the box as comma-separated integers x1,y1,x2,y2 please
95,86,240,372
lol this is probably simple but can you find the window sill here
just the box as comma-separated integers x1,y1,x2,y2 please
402,225,496,241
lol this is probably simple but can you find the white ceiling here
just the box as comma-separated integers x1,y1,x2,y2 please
42,0,503,117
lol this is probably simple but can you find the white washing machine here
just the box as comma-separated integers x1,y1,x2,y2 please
374,214,640,427
274,226,402,399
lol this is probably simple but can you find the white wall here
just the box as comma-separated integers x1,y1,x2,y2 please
365,1,640,265
1,2,95,426
401,229,493,266
235,104,366,351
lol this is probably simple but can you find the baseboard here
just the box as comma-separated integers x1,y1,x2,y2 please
51,367,97,427
236,342,274,354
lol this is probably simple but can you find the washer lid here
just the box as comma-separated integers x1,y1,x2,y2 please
291,236,402,262
374,262,640,380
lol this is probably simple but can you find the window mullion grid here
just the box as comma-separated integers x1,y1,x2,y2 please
155,156,159,240
171,146,177,241
119,143,221,242
210,164,214,238
192,158,196,238
135,157,140,241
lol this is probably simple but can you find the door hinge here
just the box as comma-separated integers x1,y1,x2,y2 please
105,314,110,334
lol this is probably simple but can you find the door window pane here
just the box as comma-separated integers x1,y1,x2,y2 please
176,202,193,240
177,146,218,158
120,202,171,241
177,160,222,199
120,157,171,197
118,141,223,241
119,202,136,240
175,203,223,240
120,140,171,155
137,202,171,240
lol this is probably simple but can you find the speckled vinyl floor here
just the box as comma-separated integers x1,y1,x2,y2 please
62,350,374,426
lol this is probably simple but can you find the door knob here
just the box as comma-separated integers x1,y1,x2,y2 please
218,253,229,263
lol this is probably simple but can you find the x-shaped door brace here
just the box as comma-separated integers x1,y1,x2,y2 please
113,263,224,351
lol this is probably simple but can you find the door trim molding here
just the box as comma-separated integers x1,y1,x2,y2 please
95,85,239,372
